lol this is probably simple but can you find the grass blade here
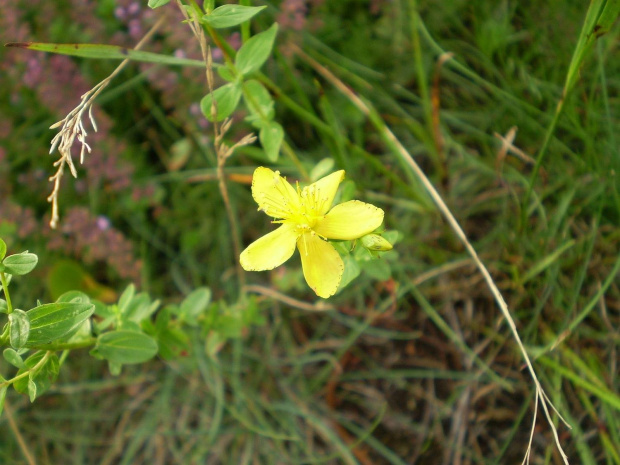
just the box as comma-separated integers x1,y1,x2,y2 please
4,42,207,67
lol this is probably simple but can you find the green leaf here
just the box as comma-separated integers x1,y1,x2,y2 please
202,5,267,28
243,79,275,120
157,327,190,360
179,287,211,326
0,238,6,260
108,361,122,376
9,309,30,349
25,302,94,346
200,83,242,122
56,290,91,304
235,23,278,75
361,259,392,281
14,352,60,401
125,293,160,323
3,252,38,275
155,306,171,333
259,122,284,162
148,0,171,8
0,299,7,314
217,65,236,82
93,331,158,364
339,255,361,290
3,348,25,369
310,158,336,182
118,284,135,313
4,42,205,67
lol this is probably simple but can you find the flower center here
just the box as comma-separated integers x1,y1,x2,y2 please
267,174,329,232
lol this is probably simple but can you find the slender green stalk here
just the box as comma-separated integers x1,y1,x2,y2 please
31,338,97,352
0,271,14,314
0,351,52,388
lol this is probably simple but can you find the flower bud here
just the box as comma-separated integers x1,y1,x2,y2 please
360,234,393,251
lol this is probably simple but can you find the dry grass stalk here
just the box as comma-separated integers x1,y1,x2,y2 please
292,44,572,464
177,1,255,290
46,16,165,229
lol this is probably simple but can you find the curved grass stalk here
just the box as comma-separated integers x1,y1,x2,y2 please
293,44,571,465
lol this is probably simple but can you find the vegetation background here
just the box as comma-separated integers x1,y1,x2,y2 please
0,0,618,463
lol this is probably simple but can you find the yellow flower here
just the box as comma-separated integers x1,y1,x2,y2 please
240,167,385,298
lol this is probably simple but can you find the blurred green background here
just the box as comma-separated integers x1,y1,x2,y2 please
0,0,618,463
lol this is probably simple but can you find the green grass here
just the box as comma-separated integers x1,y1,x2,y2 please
0,0,619,463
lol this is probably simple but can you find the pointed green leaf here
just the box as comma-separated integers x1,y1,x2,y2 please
310,158,335,182
26,302,94,346
4,42,206,67
125,293,159,323
235,23,278,75
202,5,267,28
259,121,284,162
9,309,30,349
118,284,135,313
94,331,158,364
3,348,25,369
0,238,6,260
200,83,242,122
3,252,38,275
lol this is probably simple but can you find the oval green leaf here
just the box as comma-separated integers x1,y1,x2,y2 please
56,290,91,304
259,121,284,162
3,348,25,369
25,302,95,346
200,83,242,122
9,309,30,349
0,238,6,260
235,23,278,76
202,5,266,28
243,79,275,120
148,0,171,9
179,287,211,325
94,330,158,364
3,252,38,275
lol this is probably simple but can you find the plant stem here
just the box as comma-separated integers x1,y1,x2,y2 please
0,271,14,314
31,337,97,352
0,351,52,388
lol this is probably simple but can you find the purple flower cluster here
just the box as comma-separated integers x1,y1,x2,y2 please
278,0,309,31
43,207,142,282
0,202,38,239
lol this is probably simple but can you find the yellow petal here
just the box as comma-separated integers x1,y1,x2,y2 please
314,200,384,240
297,233,344,298
251,167,300,218
240,224,298,271
301,170,344,215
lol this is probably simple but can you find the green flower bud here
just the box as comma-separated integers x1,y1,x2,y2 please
360,234,393,251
